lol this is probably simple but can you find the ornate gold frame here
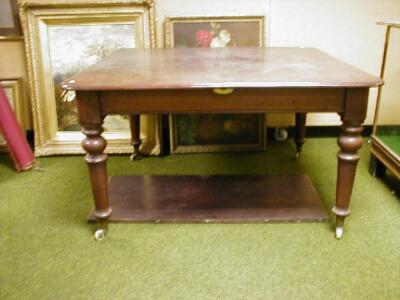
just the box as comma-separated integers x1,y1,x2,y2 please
0,78,24,151
164,15,266,153
19,0,161,156
0,36,24,41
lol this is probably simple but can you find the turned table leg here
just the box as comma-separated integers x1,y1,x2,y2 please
333,121,364,239
129,114,142,161
332,88,368,239
295,113,307,158
82,124,111,240
77,91,111,240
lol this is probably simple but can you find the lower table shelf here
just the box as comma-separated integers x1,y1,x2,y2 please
89,174,329,223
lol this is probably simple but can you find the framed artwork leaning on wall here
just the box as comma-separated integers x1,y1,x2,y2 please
19,0,162,156
0,78,24,152
165,16,266,153
0,0,22,37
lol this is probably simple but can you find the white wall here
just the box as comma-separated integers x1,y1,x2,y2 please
269,0,400,125
155,0,400,125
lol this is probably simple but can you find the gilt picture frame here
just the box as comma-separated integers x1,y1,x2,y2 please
20,0,161,156
0,0,22,36
165,16,266,153
0,78,24,152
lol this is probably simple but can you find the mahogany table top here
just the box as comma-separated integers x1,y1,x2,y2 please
64,47,382,91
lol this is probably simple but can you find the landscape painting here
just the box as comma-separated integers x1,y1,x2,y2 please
48,23,136,132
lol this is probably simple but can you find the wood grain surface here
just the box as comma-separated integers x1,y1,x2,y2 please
89,174,329,223
65,47,382,91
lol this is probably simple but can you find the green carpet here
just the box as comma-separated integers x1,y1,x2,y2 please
0,138,399,300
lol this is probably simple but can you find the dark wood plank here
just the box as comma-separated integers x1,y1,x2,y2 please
89,175,329,223
99,88,345,114
65,48,382,91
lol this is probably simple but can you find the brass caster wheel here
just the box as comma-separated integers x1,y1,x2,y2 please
130,153,143,161
94,228,107,241
33,161,44,172
274,127,288,142
295,151,301,159
335,227,344,240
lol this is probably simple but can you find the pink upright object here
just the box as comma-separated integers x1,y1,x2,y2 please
0,85,35,171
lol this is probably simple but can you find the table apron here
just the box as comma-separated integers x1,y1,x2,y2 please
98,88,346,114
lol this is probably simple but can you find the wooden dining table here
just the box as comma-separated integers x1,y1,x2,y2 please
63,47,382,240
